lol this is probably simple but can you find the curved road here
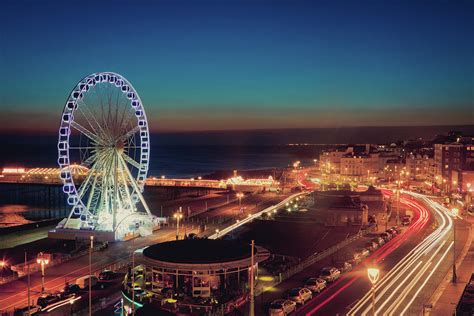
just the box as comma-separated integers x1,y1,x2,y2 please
295,192,454,316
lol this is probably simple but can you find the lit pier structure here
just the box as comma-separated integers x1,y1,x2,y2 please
1,169,279,193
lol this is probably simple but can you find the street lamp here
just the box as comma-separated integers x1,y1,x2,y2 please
236,192,244,206
36,252,49,293
215,228,220,238
89,235,94,316
451,208,458,283
70,298,75,314
368,267,380,316
174,211,183,240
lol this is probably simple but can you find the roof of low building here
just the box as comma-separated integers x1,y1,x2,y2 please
142,239,253,264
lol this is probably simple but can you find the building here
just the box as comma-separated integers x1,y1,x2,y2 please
314,192,369,226
406,152,435,182
434,143,474,191
340,152,379,182
122,239,270,314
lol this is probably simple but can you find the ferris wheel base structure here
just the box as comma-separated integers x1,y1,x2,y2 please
49,214,160,242
54,72,157,242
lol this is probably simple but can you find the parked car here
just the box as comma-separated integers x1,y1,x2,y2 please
98,270,118,281
37,294,61,309
380,232,391,242
365,241,379,251
304,277,327,293
14,306,41,315
352,251,363,263
337,261,353,273
372,237,385,246
357,248,370,258
386,229,397,238
288,287,312,305
391,226,402,234
60,283,81,298
76,275,98,289
401,216,411,226
319,267,341,283
268,299,297,315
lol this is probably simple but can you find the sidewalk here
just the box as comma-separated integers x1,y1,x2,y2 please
428,216,473,315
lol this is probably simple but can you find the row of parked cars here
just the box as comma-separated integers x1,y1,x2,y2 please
269,226,403,315
268,266,342,315
14,270,119,315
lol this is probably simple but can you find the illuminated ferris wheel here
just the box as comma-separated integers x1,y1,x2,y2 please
57,72,153,239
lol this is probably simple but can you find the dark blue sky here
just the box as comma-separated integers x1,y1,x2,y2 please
1,0,473,132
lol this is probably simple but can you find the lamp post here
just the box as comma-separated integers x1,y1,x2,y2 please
215,228,220,238
249,240,255,316
236,192,244,206
69,298,74,314
368,267,380,316
0,260,5,282
451,208,458,283
89,236,93,316
174,209,183,240
36,252,49,293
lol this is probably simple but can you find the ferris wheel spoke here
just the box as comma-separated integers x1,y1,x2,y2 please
118,154,153,217
77,101,110,143
77,150,110,200
119,126,140,142
121,152,141,170
70,121,104,145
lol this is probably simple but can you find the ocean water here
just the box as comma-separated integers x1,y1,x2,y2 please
1,125,473,178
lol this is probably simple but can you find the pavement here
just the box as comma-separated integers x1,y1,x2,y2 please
428,215,474,315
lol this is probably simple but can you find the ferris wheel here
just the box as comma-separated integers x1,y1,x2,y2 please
57,72,153,239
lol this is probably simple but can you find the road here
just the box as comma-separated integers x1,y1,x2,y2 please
294,192,458,316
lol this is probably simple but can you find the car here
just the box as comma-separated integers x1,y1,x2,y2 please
380,232,391,242
37,294,61,309
386,229,397,238
14,306,41,315
268,299,297,315
98,270,118,281
337,261,353,273
304,277,327,293
76,275,98,289
372,237,385,246
391,226,402,234
352,251,363,264
401,216,411,226
60,284,81,299
319,267,341,283
365,241,379,251
288,287,312,305
357,248,370,258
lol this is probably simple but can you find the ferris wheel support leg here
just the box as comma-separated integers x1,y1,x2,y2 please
118,154,153,219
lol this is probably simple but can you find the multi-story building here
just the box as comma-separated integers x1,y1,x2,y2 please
434,143,467,190
340,152,380,182
406,153,434,182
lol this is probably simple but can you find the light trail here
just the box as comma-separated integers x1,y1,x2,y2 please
303,192,429,315
208,192,308,239
348,191,454,316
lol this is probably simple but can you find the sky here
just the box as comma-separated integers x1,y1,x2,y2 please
0,0,473,133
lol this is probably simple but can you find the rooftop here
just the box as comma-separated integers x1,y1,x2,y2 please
142,239,253,264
